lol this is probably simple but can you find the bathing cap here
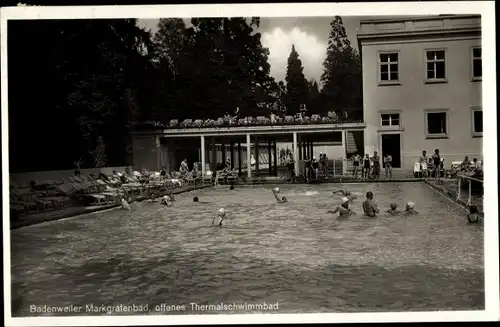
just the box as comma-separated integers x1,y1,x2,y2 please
341,197,349,204
218,208,225,214
407,202,415,209
274,187,280,193
313,156,316,159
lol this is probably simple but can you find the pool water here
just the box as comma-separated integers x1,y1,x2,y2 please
10,182,484,315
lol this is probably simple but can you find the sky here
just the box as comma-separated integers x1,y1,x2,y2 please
138,17,367,85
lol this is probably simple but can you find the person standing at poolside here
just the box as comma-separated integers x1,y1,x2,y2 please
352,152,362,179
419,150,428,178
384,153,393,179
432,149,441,181
304,156,311,182
363,154,371,180
362,191,379,217
372,152,381,180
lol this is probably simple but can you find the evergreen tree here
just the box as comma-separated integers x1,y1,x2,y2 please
307,79,321,114
320,16,362,119
285,45,309,114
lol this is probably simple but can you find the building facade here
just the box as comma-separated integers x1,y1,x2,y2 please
357,15,482,170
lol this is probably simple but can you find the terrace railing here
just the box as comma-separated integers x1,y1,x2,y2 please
457,174,484,206
135,113,363,130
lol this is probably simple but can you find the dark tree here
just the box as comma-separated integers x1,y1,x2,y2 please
8,19,153,172
307,79,321,114
284,45,309,115
320,16,362,118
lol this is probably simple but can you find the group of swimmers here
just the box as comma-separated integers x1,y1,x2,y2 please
120,183,480,226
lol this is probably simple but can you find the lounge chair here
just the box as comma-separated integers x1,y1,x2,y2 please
413,162,421,178
203,171,214,184
227,170,238,183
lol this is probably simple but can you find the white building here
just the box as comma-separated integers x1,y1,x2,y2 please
357,15,482,170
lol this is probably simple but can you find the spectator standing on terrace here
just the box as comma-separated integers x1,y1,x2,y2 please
419,150,428,178
352,152,362,179
311,156,319,180
363,154,371,179
384,154,393,179
304,156,312,182
432,149,441,181
286,153,296,183
372,151,381,180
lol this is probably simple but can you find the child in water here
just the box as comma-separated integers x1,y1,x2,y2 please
466,205,480,224
161,195,174,206
362,191,379,217
272,187,287,203
328,197,356,218
386,203,400,216
121,198,131,211
403,202,418,215
212,208,226,227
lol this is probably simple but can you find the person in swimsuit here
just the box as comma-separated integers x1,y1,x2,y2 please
161,194,175,206
311,156,319,180
432,149,441,181
362,191,379,217
352,153,361,179
384,154,392,179
419,150,428,178
272,187,287,203
363,154,371,179
372,152,381,180
328,197,356,218
466,205,480,224
386,203,400,216
304,157,311,182
213,208,226,227
332,189,358,201
121,197,131,211
403,202,418,215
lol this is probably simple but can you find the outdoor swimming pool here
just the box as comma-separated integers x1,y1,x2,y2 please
10,182,484,315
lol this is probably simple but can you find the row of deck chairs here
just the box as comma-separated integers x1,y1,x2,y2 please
213,169,239,185
9,170,192,217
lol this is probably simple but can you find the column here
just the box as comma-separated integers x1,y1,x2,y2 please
201,135,206,178
230,142,234,169
302,140,307,159
238,141,242,176
246,133,252,178
273,141,278,176
341,131,347,175
293,132,299,176
221,143,226,165
254,136,260,176
268,140,272,175
211,137,216,172
310,141,314,159
155,136,161,171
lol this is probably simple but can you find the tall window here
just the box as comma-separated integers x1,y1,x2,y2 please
381,113,400,127
472,107,483,137
472,47,482,80
425,110,448,138
425,50,446,82
379,52,399,83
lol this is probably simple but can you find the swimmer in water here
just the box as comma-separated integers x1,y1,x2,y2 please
229,184,235,190
212,208,226,227
121,198,131,211
386,203,401,216
272,187,287,203
403,202,418,215
327,197,356,218
160,195,173,206
193,196,210,204
362,191,379,217
466,205,480,224
332,189,358,201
